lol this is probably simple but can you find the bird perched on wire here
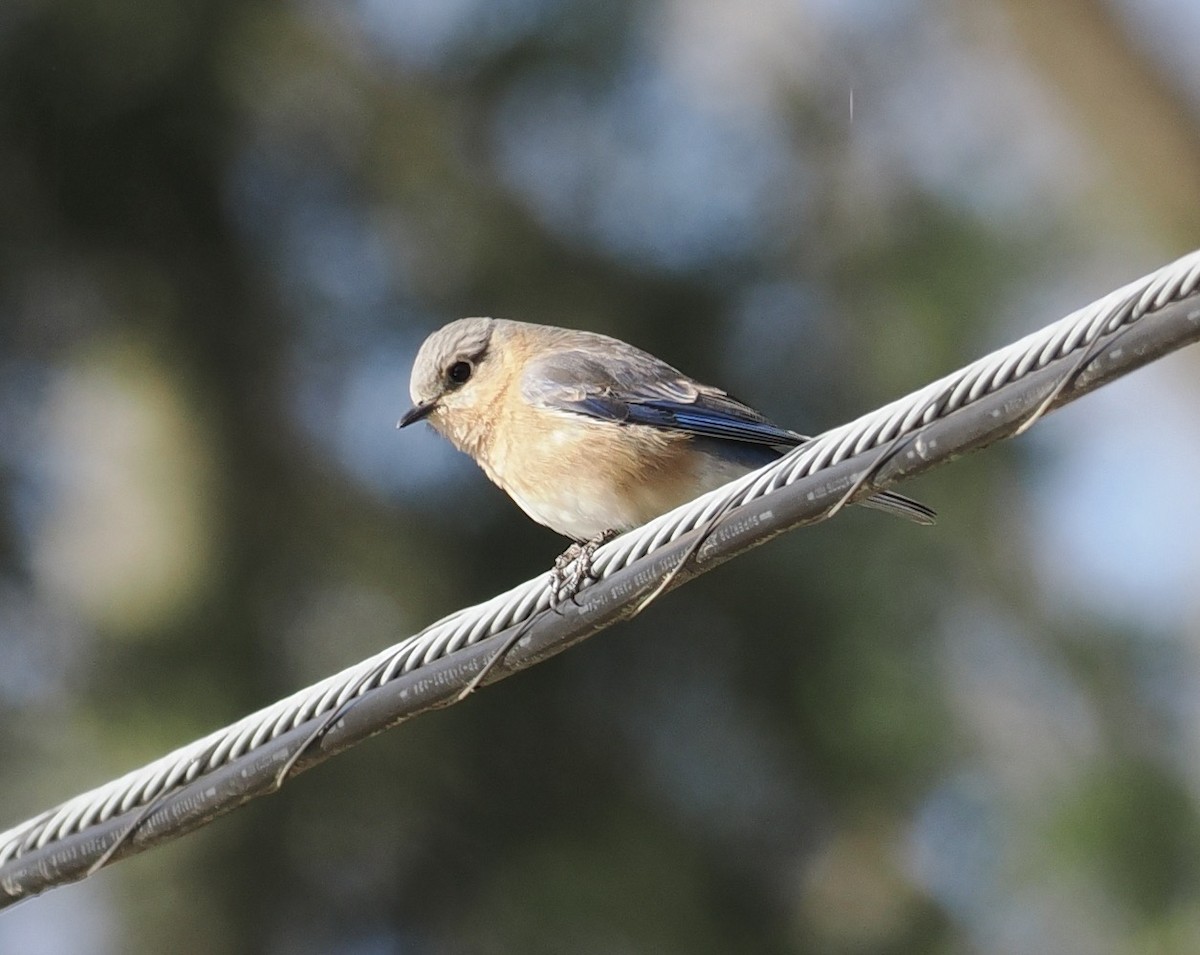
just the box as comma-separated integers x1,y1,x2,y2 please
399,318,934,589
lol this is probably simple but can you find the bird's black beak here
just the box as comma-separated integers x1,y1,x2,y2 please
397,401,437,429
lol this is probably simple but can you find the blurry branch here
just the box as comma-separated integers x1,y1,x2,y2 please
1,250,1199,908
992,0,1200,242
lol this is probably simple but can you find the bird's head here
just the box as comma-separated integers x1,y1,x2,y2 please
399,317,500,440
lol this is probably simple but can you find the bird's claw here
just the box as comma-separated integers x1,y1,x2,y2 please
548,530,617,611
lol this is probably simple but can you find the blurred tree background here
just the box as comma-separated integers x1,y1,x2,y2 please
1,0,1199,952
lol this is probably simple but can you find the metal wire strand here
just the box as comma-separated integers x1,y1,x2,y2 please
2,248,1199,888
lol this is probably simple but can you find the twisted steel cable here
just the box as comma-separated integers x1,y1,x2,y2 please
2,248,1199,904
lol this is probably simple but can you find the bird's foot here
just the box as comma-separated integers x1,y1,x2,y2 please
549,530,618,611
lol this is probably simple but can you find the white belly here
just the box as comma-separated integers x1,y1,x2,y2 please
495,444,754,541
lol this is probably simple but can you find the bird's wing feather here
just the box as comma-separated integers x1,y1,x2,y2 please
521,345,803,447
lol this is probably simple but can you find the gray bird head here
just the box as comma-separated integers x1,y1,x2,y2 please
398,317,499,433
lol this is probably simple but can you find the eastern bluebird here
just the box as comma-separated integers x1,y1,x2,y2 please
398,318,935,559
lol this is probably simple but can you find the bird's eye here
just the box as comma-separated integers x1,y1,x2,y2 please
447,360,472,385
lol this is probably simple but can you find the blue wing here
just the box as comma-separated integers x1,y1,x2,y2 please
521,344,803,448
570,394,803,446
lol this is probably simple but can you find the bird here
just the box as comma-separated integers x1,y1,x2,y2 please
398,319,934,572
